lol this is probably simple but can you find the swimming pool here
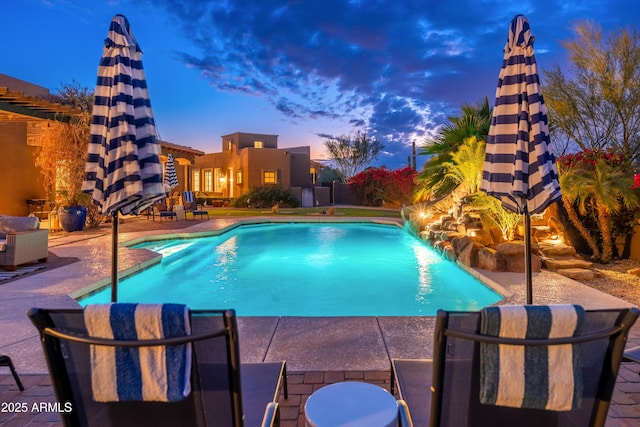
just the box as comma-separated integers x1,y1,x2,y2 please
80,222,502,315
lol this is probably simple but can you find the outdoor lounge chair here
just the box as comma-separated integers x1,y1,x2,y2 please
153,200,177,221
28,307,287,427
182,191,209,220
391,306,639,427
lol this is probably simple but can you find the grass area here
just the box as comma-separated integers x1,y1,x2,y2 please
200,206,402,218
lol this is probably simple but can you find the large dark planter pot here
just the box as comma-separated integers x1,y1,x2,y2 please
58,205,87,232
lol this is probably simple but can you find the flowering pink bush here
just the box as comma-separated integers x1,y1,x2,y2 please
348,166,417,207
557,148,623,171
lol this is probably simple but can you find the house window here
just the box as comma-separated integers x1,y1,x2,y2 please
203,169,213,192
236,169,243,185
254,140,263,148
263,170,277,184
214,168,223,192
310,167,317,184
192,169,201,192
226,140,233,151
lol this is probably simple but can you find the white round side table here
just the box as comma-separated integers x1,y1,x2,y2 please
304,381,398,427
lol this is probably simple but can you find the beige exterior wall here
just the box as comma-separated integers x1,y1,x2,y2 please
222,132,278,150
192,132,311,199
246,147,291,189
617,224,640,260
0,122,48,216
287,146,311,187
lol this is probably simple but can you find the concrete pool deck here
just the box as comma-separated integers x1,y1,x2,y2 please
2,216,640,425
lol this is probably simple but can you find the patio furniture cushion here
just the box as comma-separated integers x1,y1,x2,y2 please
0,216,40,239
84,303,192,402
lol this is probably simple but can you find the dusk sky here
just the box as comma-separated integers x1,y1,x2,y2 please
4,0,639,169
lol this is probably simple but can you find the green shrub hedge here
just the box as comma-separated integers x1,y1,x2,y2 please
231,186,300,208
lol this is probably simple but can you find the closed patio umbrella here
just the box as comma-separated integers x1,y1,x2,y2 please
480,15,562,304
164,153,179,192
83,14,165,302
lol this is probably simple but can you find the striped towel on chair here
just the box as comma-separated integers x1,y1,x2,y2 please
183,191,195,203
479,304,585,411
84,303,192,402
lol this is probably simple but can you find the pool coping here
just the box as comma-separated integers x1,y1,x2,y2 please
0,216,633,374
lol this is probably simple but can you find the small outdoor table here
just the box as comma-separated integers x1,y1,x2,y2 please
304,381,398,427
172,205,185,220
26,199,48,219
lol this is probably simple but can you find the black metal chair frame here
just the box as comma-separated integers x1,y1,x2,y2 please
391,307,640,427
0,354,24,391
182,192,209,220
28,308,287,427
151,199,177,222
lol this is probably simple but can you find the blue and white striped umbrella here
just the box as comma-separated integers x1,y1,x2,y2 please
481,14,561,216
82,14,165,216
164,154,179,192
480,15,561,304
82,15,164,301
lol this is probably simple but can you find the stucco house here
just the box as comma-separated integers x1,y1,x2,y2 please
192,132,326,206
1,74,326,214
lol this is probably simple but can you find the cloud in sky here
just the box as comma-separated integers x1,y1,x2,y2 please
141,0,636,167
8,0,638,168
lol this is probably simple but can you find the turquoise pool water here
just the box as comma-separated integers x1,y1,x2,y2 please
80,222,502,315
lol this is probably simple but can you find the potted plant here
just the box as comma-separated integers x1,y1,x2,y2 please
34,82,94,232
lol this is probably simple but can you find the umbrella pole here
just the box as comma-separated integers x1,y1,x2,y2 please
524,211,533,304
111,211,119,303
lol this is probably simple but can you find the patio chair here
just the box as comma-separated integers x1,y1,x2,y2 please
28,306,287,427
182,191,209,220
391,305,639,427
0,354,24,391
153,199,177,222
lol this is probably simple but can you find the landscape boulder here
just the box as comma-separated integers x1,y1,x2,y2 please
477,247,506,272
538,242,577,258
544,258,593,271
469,228,495,246
502,253,542,273
495,241,542,273
555,268,596,281
457,242,484,268
451,235,474,256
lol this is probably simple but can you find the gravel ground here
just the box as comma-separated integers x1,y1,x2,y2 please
575,259,640,306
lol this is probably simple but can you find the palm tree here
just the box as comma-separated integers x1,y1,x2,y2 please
560,160,639,262
415,98,492,201
443,136,485,195
422,97,492,156
559,191,601,260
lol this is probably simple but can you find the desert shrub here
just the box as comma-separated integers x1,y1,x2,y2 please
231,186,300,208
